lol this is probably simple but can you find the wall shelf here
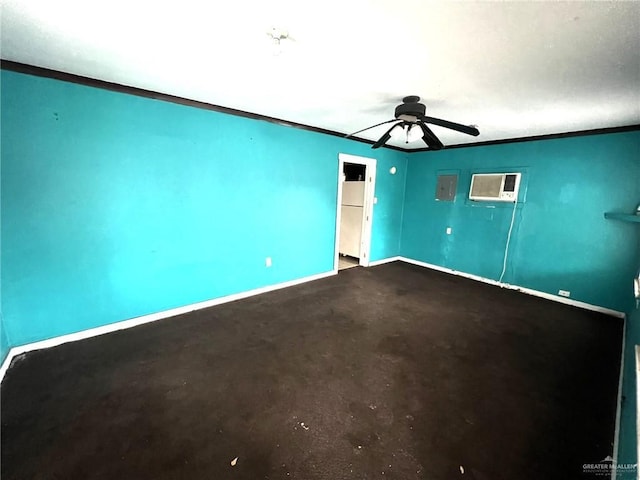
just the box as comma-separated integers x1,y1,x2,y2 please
604,212,640,223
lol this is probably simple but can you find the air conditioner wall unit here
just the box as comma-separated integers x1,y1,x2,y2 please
469,173,521,202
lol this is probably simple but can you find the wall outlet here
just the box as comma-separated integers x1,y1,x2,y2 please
446,227,452,235
558,290,570,297
265,257,272,267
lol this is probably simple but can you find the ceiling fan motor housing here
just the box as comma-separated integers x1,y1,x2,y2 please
395,101,426,122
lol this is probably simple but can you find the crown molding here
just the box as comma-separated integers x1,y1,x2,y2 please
2,60,638,154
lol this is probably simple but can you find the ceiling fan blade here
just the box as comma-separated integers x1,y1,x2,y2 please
421,116,480,136
418,122,444,150
372,122,402,149
346,119,399,138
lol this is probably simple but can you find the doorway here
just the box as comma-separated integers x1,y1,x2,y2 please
334,153,377,271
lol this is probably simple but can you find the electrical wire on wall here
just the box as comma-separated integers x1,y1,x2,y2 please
498,200,519,284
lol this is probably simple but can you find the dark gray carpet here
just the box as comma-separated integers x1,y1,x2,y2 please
1,262,623,479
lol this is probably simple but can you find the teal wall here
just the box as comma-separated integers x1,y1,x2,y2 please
401,132,640,312
0,69,407,346
0,315,9,364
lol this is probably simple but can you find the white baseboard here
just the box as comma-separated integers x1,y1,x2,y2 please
0,348,10,385
0,257,626,384
368,256,401,267
0,269,337,384
397,256,625,318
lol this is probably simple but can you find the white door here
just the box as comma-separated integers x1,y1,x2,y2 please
334,153,377,270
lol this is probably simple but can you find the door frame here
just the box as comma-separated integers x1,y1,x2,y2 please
334,153,377,270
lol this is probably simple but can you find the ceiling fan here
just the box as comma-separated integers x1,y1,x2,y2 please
347,96,480,150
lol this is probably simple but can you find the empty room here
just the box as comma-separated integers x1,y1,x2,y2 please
1,2,639,479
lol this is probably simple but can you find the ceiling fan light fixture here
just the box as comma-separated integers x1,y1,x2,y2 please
398,114,418,122
389,124,407,140
407,124,424,143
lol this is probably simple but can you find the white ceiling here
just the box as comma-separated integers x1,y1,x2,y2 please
2,1,639,150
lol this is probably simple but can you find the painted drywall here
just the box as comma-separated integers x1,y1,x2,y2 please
368,155,408,261
0,315,9,365
0,69,407,346
401,131,640,312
